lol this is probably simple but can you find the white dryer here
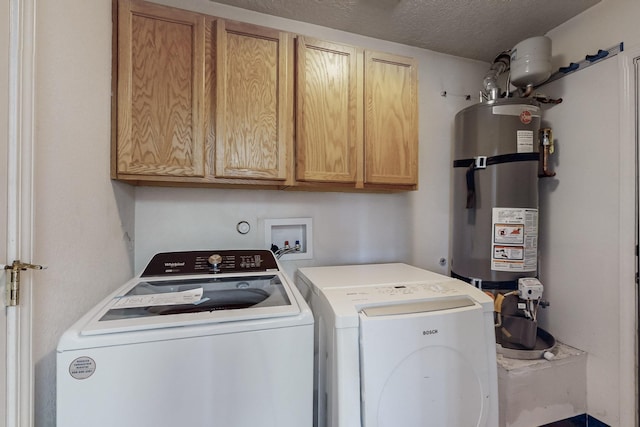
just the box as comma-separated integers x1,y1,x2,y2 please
57,249,313,427
295,263,498,427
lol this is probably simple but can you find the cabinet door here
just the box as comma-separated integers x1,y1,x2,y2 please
115,0,205,177
364,51,418,186
215,20,293,180
296,37,360,183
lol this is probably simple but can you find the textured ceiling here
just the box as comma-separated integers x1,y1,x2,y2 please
210,0,601,62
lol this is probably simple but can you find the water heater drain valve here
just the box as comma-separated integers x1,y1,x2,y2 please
518,277,544,301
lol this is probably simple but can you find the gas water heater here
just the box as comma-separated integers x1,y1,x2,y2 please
451,36,556,351
451,98,542,289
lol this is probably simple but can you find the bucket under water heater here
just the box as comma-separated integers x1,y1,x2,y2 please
451,37,556,354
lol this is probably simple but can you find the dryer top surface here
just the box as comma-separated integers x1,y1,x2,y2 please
297,263,494,328
298,263,446,289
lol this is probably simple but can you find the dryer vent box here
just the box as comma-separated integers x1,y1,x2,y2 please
264,218,313,261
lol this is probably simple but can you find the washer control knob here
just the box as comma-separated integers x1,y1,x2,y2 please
208,254,223,266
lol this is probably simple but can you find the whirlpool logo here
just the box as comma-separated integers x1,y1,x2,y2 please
422,329,438,336
164,262,185,268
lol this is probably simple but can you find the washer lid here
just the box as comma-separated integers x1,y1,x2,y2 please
81,272,301,335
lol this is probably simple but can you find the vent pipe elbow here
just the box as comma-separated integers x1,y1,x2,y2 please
483,52,510,101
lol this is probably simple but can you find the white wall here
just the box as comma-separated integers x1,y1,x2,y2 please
30,1,488,426
33,1,135,425
547,0,639,71
135,188,413,278
539,0,640,424
537,59,625,425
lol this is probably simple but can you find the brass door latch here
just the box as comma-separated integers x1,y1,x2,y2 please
3,260,45,306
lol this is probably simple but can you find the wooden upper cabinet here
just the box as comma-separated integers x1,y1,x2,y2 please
364,51,418,186
112,0,417,191
115,0,206,178
295,40,418,190
295,37,360,184
213,20,293,181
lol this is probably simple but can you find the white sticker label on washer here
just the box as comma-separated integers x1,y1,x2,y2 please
517,130,534,153
112,287,204,308
69,357,96,380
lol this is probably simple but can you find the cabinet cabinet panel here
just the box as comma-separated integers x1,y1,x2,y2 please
296,37,360,183
364,51,418,186
116,0,205,177
215,21,292,180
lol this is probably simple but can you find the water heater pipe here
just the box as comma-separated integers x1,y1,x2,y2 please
482,52,510,101
538,128,556,177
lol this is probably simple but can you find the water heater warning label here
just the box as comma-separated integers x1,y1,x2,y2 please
491,207,537,272
517,130,534,153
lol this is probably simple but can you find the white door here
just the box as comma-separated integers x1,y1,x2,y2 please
2,0,36,426
619,46,640,426
632,50,640,427
1,0,10,423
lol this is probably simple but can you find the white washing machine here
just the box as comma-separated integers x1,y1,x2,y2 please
57,249,313,427
295,263,498,427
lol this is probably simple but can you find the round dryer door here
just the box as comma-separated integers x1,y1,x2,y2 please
358,298,494,427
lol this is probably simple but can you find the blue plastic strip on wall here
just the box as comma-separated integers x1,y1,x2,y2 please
540,42,624,86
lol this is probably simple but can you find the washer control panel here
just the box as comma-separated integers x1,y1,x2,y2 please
141,249,279,277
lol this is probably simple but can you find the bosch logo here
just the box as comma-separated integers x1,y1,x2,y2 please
423,329,438,336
